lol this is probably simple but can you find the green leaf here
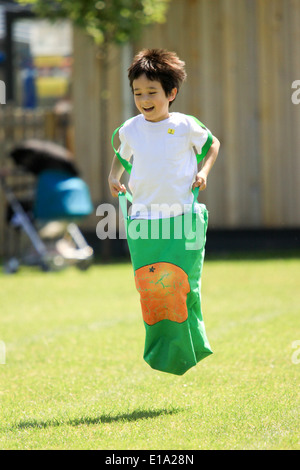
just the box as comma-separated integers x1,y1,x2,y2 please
15,0,171,46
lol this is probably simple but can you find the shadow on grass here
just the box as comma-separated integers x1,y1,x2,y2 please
14,408,182,430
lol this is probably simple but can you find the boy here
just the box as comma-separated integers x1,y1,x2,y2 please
108,48,220,218
108,49,220,375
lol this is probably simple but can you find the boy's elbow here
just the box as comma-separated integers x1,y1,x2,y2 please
213,135,220,149
212,136,220,155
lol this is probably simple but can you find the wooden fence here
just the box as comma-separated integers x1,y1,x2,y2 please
133,0,300,229
1,0,299,260
72,0,300,231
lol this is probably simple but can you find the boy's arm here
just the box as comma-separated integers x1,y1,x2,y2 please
108,153,126,197
193,135,220,191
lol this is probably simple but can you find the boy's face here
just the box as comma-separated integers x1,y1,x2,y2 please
132,74,177,122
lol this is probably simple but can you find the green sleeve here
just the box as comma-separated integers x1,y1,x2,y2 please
188,115,213,163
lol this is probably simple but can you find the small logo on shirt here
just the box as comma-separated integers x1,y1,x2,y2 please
168,128,175,134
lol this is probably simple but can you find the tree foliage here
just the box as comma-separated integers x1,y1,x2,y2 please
17,0,171,47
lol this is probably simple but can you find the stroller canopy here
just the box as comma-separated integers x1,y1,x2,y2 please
10,139,78,176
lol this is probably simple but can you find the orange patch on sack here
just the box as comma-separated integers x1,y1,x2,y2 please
135,262,190,325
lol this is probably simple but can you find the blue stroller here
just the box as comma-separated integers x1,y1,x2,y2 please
1,139,94,273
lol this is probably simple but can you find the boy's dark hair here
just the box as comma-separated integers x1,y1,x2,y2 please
128,49,187,106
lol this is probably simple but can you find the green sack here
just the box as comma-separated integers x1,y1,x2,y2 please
112,118,213,375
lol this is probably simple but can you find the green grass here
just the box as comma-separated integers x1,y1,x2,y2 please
0,255,299,450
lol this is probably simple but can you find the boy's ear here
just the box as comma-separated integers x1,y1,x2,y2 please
168,87,178,103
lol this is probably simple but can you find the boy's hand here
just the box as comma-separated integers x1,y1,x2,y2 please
108,176,126,197
192,170,207,191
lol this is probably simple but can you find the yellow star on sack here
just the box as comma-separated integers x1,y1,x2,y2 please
168,128,175,134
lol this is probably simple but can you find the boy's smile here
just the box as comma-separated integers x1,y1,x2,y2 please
133,74,177,122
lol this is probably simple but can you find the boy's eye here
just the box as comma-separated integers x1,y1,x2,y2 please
134,92,157,96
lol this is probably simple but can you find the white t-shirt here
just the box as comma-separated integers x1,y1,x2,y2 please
119,112,211,218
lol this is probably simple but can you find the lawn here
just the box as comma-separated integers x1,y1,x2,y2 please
0,254,299,450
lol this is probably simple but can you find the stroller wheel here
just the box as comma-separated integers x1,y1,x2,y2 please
40,260,51,272
4,258,20,274
76,258,92,271
40,255,65,272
